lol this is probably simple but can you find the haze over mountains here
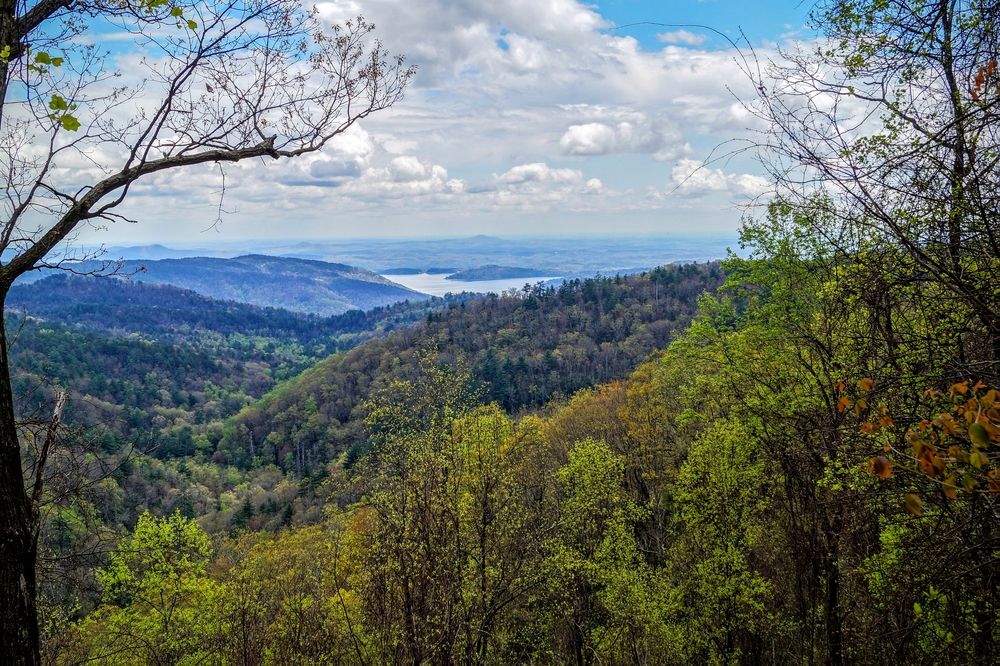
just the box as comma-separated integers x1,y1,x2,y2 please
21,235,738,314
97,234,736,275
18,255,420,316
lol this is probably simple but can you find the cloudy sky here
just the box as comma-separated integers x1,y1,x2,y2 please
79,0,812,244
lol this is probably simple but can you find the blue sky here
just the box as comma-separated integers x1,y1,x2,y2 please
65,0,814,244
601,0,811,49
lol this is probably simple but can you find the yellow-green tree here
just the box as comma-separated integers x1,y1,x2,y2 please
68,512,218,665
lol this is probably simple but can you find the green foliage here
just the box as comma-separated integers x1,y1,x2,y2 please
72,512,217,664
224,266,722,472
668,418,775,663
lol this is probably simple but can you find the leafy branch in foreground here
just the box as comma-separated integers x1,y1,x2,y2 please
838,378,1000,514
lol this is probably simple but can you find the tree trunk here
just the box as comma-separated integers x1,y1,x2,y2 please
0,302,41,663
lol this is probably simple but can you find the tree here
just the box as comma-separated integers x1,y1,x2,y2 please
359,359,553,662
70,511,217,664
0,0,412,659
751,0,1000,376
743,3,1000,659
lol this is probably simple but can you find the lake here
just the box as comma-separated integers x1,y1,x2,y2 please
382,272,562,297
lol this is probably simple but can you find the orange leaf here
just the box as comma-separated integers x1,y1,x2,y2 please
873,456,892,479
837,396,851,412
920,452,938,476
859,378,874,391
943,476,958,499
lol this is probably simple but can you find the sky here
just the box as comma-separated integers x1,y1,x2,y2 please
72,0,814,244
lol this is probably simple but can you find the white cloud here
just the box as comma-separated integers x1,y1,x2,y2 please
560,123,617,155
668,159,771,198
387,155,429,181
559,116,688,160
497,162,583,185
57,0,782,242
656,30,708,46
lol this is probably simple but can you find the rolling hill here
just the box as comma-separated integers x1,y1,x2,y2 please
444,265,546,281
18,255,422,315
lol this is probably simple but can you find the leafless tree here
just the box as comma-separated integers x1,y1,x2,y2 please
747,0,1000,374
0,0,413,660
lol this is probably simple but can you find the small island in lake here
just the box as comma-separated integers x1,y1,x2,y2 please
445,265,545,281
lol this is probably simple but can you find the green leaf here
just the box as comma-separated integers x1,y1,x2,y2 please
914,602,922,615
969,422,990,448
0,45,10,61
170,6,184,17
186,19,198,30
59,114,80,132
34,51,50,65
48,94,68,111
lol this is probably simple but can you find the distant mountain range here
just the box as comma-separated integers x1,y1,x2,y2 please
17,255,422,316
88,234,736,275
7,274,441,349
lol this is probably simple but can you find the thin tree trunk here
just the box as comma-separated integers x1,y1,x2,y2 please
826,546,842,666
0,302,41,663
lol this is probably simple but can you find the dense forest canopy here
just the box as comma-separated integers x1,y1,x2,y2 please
8,265,720,563
221,265,722,475
2,0,1000,663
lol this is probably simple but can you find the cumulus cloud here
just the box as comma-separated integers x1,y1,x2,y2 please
305,125,376,183
656,30,708,46
497,162,583,185
387,155,429,181
559,116,688,160
668,159,771,198
69,0,779,241
559,123,618,155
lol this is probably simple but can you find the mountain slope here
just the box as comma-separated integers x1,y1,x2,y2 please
8,274,440,351
19,255,422,315
219,263,725,471
4,276,451,453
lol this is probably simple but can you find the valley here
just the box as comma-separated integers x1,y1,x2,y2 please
16,261,720,556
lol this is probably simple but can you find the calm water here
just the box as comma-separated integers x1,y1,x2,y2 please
382,272,562,297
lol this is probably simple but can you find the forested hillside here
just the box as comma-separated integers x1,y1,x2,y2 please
12,0,1000,662
50,210,1000,663
219,264,722,474
18,255,421,315
4,277,447,463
